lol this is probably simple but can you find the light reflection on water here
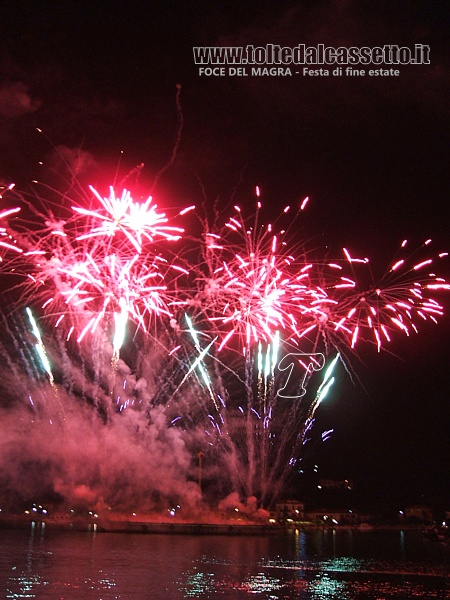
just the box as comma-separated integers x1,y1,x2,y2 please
0,525,448,599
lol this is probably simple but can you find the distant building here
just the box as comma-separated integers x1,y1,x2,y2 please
50,513,71,522
274,500,305,522
306,509,370,525
404,506,433,523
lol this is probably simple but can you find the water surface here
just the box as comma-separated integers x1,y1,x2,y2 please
1,526,448,599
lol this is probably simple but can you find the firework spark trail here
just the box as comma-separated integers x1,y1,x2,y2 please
299,353,340,470
25,306,66,423
26,307,55,385
256,335,279,500
305,353,340,429
0,184,22,257
231,335,332,505
172,314,219,410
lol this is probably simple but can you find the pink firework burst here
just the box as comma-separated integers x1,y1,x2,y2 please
72,186,189,253
194,201,324,353
55,249,175,341
7,183,192,353
303,240,449,352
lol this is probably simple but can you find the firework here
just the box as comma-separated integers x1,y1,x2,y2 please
25,306,55,385
0,178,448,513
6,186,192,358
192,201,330,355
302,241,450,352
72,186,188,253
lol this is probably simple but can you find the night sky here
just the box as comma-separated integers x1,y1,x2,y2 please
1,1,449,511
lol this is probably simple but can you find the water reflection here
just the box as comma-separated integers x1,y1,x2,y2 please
399,529,406,560
0,527,448,599
183,571,216,597
311,575,348,598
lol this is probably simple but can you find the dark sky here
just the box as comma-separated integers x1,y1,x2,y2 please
1,0,449,508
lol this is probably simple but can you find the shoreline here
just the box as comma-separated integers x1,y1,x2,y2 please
0,515,431,535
